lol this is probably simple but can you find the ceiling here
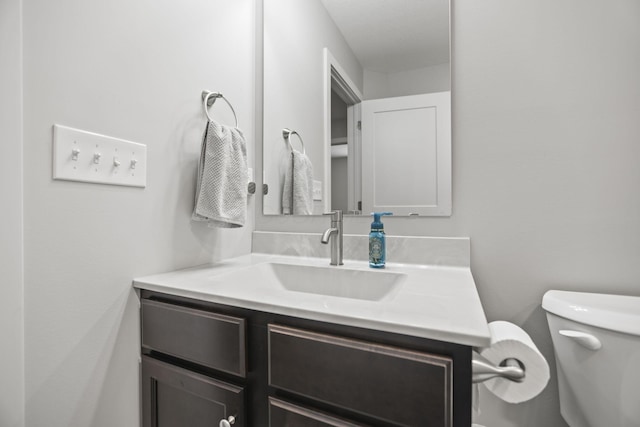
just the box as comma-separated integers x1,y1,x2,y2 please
320,0,450,74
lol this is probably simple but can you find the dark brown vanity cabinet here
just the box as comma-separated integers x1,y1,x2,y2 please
140,290,472,427
268,325,453,426
141,299,247,427
142,356,244,427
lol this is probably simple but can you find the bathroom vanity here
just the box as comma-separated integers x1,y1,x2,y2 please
134,249,490,427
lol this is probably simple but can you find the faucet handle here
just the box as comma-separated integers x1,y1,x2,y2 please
323,210,343,221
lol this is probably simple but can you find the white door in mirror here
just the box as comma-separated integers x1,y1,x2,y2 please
361,92,451,216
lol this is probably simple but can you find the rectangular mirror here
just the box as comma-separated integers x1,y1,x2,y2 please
262,0,451,216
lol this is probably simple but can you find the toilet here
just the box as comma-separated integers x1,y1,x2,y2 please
542,290,640,427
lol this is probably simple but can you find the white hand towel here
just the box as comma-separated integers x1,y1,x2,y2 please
192,120,248,227
282,150,314,215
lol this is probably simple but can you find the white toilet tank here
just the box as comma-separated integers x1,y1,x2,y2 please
542,290,640,427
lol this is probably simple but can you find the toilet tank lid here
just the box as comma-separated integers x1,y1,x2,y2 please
542,290,640,337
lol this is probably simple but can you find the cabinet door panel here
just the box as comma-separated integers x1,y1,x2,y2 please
142,356,244,427
142,299,246,377
268,325,452,427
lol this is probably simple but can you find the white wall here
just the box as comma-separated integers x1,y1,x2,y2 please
363,63,450,100
22,0,255,426
257,1,640,426
0,0,25,426
262,0,361,215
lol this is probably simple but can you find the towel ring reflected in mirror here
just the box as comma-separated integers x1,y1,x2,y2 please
282,128,305,155
201,90,239,128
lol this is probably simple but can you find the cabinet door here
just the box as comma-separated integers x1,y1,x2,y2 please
142,356,244,427
269,324,452,427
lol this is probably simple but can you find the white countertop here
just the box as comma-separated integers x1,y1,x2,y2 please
133,253,491,347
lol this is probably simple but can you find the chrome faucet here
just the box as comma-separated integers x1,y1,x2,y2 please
321,210,343,266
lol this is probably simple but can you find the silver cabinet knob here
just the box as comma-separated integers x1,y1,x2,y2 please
219,415,236,427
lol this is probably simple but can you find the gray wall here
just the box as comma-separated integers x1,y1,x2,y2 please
363,63,451,100
0,0,24,425
257,1,640,426
21,0,254,425
457,1,640,424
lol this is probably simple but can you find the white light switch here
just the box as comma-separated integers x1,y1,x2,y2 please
53,124,147,187
313,180,322,201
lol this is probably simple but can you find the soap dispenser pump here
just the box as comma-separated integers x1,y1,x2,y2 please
369,212,392,268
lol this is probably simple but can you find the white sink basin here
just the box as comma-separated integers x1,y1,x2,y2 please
134,252,492,347
268,263,405,300
218,262,406,301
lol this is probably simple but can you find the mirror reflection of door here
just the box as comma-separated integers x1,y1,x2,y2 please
328,60,363,215
330,88,349,213
361,92,451,216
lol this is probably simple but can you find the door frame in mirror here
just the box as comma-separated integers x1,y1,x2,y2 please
323,48,363,213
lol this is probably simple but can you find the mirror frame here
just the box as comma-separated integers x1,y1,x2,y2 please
255,0,452,223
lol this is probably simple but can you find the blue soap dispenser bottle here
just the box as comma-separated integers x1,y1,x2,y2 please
369,212,392,268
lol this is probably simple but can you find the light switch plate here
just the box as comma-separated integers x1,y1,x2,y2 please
313,180,322,201
53,124,147,187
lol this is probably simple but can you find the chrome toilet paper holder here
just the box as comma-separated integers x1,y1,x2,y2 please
472,351,526,384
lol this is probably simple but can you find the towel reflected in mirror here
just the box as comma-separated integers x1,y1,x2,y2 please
282,150,313,215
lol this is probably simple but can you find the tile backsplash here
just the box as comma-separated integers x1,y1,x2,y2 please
252,231,470,267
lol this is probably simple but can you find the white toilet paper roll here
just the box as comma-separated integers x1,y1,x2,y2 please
479,321,550,404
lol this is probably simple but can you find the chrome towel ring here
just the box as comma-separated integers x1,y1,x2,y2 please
282,128,305,155
201,90,238,128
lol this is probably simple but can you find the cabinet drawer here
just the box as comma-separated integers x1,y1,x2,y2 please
268,325,452,427
142,356,244,427
142,299,246,377
269,397,365,427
